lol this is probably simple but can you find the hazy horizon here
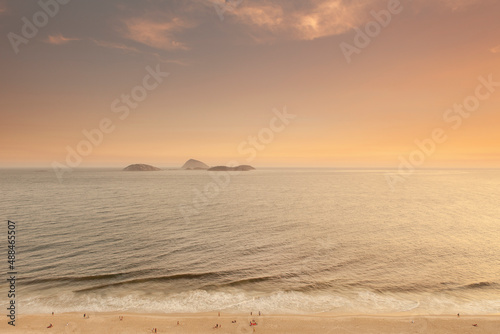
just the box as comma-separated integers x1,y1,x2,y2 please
3,164,500,170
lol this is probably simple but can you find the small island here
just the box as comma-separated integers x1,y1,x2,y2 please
123,164,162,171
181,159,209,170
208,165,255,171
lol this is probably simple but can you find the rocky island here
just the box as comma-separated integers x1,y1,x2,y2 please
123,164,162,171
181,159,209,170
208,165,255,171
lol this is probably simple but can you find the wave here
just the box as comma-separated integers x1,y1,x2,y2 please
220,275,282,287
73,271,232,293
19,272,139,284
461,281,497,289
18,288,500,315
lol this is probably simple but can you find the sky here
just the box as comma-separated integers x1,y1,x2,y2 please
0,0,499,168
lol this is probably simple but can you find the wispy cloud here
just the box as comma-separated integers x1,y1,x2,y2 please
91,39,189,66
491,45,500,54
220,0,371,41
290,0,362,40
229,4,284,28
91,39,141,53
121,16,193,50
215,0,494,42
46,34,79,45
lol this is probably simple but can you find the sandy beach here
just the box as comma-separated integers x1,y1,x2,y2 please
2,312,498,333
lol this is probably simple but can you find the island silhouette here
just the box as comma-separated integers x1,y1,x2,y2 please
123,164,161,171
182,159,255,171
122,160,255,171
181,159,209,170
208,165,255,171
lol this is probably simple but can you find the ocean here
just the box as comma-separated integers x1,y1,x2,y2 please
1,168,499,315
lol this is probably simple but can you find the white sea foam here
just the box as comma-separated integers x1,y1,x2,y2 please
17,289,500,315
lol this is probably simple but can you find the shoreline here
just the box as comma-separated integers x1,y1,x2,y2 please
2,312,499,333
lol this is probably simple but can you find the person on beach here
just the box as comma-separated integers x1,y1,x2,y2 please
47,323,53,328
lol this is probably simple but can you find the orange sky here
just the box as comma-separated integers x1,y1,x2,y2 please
0,0,499,168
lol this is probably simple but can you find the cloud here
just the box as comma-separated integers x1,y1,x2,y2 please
46,34,79,45
491,45,500,54
290,1,364,40
91,39,189,66
121,16,192,50
222,0,375,41
91,39,141,53
228,4,284,28
215,0,495,42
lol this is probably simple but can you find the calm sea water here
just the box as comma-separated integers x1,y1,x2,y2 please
1,168,499,315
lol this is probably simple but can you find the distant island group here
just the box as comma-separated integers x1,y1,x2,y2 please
123,159,255,172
